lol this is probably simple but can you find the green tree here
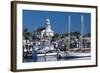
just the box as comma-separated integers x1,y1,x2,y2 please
23,28,32,40
84,33,91,37
61,33,68,38
73,32,80,38
52,33,60,41
70,32,80,38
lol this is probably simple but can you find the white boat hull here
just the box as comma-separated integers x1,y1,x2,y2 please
37,53,57,56
59,52,91,58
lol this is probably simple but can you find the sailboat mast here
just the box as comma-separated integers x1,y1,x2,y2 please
81,15,83,49
34,23,37,41
68,16,71,49
34,24,36,36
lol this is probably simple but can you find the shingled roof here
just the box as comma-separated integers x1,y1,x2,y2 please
35,27,45,32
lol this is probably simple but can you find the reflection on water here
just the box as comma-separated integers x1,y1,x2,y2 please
23,55,91,63
38,55,58,62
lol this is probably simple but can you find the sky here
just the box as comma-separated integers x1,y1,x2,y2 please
23,10,91,34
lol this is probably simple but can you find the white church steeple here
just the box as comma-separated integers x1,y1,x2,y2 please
45,18,51,30
46,18,50,25
35,18,54,39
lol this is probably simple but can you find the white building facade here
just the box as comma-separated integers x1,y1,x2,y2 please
36,18,54,39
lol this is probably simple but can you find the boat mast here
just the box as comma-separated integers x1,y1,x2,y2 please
34,24,36,41
68,16,71,50
81,15,83,49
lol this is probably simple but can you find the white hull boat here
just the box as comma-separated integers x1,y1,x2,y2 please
37,52,57,56
58,52,91,58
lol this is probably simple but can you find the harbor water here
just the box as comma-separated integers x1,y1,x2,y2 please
23,54,91,63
